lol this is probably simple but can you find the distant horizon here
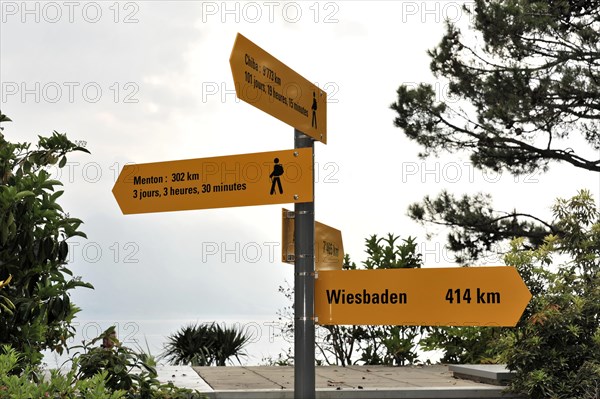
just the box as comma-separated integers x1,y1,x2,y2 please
43,315,294,368
44,315,447,368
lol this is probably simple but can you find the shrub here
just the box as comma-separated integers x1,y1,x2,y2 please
162,322,250,366
499,190,600,398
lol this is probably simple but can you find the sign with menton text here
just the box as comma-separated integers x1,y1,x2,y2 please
112,148,313,214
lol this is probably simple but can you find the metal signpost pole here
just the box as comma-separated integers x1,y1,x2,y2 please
294,128,316,398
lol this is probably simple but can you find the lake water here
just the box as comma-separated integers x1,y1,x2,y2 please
43,317,442,368
43,317,293,368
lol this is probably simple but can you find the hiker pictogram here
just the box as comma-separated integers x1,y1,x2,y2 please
270,157,284,195
311,91,318,129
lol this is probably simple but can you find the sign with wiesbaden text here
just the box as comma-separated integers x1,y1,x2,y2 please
315,267,532,326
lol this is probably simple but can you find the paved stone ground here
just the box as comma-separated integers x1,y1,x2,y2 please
193,365,480,390
184,365,526,398
46,364,524,398
156,365,213,391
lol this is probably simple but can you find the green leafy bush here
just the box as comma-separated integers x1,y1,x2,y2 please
0,333,206,399
498,190,600,398
0,115,93,368
0,345,125,399
75,326,160,393
0,116,206,398
162,322,250,366
420,326,503,364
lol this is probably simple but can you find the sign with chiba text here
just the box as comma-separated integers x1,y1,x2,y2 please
230,33,327,143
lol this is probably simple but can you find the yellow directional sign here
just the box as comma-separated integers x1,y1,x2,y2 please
112,148,313,215
315,267,532,327
281,209,344,270
230,33,327,144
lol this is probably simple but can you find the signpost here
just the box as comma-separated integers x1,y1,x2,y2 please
293,130,315,399
282,208,344,270
230,33,327,144
230,33,321,398
112,148,313,214
111,32,534,399
315,267,532,326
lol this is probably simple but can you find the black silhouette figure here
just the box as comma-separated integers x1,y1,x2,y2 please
270,158,284,195
311,91,318,129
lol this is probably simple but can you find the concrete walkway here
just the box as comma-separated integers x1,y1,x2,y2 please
158,364,525,399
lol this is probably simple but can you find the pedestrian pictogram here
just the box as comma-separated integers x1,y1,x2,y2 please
270,157,284,195
311,91,318,129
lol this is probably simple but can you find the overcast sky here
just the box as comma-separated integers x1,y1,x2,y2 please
2,0,598,364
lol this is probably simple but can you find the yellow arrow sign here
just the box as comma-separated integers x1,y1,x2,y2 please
112,148,313,215
229,33,327,144
315,267,532,327
281,209,344,270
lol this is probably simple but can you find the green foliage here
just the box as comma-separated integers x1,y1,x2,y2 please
0,114,93,368
363,234,422,270
0,340,206,399
391,1,600,263
0,346,204,399
162,323,250,366
0,274,14,315
0,112,12,124
408,190,554,264
0,345,126,399
420,326,502,364
0,116,207,397
74,327,205,398
391,1,600,173
498,190,600,398
162,323,213,366
210,323,251,366
75,327,159,392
